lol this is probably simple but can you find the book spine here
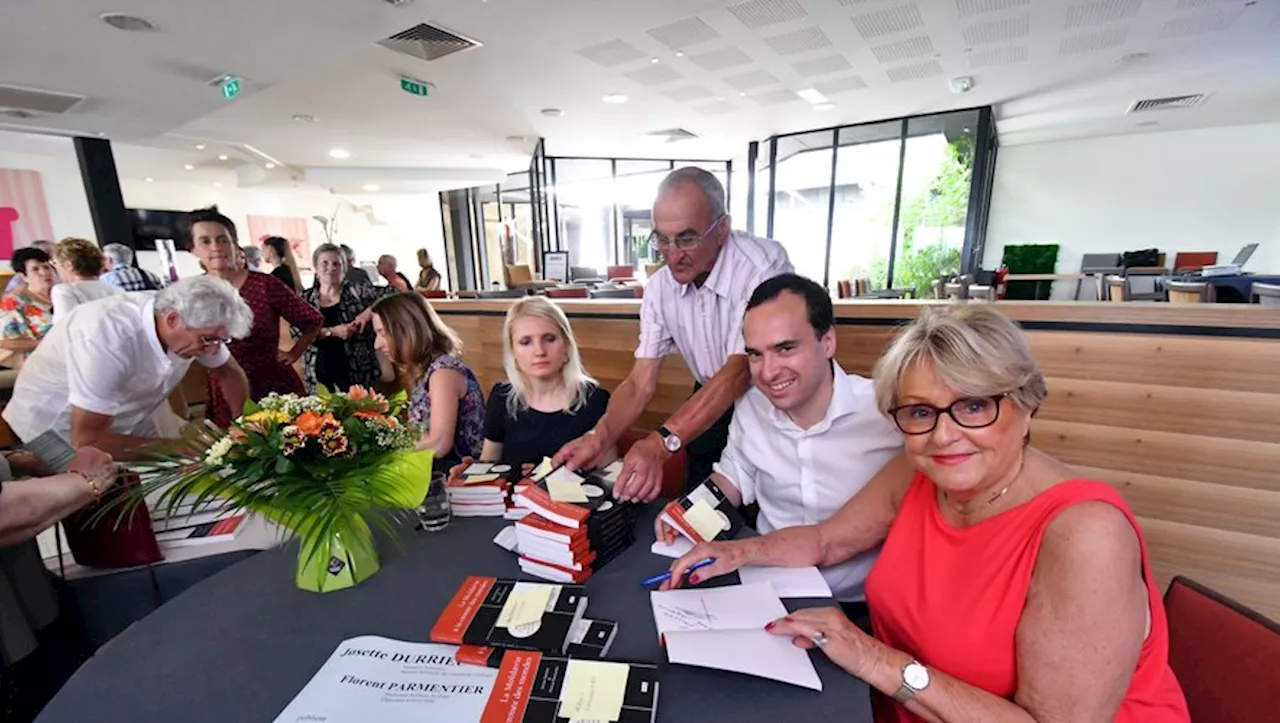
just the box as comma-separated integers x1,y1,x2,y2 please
480,650,542,723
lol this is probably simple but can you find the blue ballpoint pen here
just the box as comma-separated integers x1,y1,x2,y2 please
641,557,717,588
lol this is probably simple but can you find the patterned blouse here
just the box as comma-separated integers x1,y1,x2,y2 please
0,290,54,344
299,283,398,393
407,353,485,469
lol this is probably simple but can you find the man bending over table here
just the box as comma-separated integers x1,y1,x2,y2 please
656,274,901,620
3,275,253,459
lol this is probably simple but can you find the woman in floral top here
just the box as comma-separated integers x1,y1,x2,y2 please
0,247,57,368
370,293,484,470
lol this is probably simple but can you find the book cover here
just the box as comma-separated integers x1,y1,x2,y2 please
430,577,587,654
479,650,659,723
566,618,618,659
659,478,746,544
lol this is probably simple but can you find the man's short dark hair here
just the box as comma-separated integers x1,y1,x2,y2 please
184,206,238,246
12,246,51,275
746,273,834,336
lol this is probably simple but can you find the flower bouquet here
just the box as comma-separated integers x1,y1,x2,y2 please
120,385,432,593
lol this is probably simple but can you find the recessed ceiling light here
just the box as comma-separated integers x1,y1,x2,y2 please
506,136,528,143
328,148,351,159
100,13,156,32
650,57,660,64
145,177,154,183
813,102,836,112
183,164,194,171
292,114,317,123
675,51,684,57
218,154,228,161
265,162,276,169
469,154,484,159
796,88,830,104
541,108,564,117
739,92,748,97
195,143,206,150
214,182,222,188
362,184,381,192
602,94,628,104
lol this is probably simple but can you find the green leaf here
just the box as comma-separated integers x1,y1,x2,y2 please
243,398,262,416
275,457,295,475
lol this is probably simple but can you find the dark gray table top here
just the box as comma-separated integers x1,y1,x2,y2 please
38,505,873,723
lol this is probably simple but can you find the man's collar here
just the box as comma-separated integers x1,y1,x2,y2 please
767,360,860,432
144,296,182,363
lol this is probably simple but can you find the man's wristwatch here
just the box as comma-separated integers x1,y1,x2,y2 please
892,660,931,703
656,426,682,453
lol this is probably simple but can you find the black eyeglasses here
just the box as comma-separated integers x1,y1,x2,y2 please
648,215,725,253
887,395,1007,435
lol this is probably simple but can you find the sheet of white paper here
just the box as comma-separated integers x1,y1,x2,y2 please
273,636,499,722
650,537,694,559
650,582,787,634
665,628,823,691
493,525,519,553
739,566,833,599
462,462,494,476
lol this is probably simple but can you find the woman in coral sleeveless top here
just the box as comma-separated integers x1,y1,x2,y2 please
663,305,1188,722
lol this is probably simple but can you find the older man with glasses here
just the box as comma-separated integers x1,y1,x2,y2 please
3,276,253,460
554,166,792,501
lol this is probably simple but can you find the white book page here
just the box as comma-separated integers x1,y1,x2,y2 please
665,628,823,691
739,566,833,599
650,582,787,635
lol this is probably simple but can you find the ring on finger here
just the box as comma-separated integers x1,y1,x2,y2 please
810,630,829,648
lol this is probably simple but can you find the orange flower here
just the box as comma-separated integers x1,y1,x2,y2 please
348,385,390,413
353,409,383,421
293,411,335,437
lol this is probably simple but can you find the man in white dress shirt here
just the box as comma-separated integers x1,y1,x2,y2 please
554,167,792,502
658,274,902,615
3,275,253,459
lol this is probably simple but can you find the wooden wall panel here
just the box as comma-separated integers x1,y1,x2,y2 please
434,299,1280,620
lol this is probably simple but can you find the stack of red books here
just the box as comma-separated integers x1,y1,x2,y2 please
511,472,636,583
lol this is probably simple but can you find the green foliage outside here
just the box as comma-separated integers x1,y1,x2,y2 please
871,139,972,296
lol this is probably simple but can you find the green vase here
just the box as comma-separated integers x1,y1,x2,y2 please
295,515,380,593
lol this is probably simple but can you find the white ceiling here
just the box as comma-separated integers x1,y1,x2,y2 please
1,0,1278,191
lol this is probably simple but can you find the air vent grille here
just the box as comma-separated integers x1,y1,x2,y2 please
377,23,482,62
0,85,85,115
1128,94,1205,113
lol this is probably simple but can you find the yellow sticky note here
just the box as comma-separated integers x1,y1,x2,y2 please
559,660,630,721
548,478,589,503
496,583,554,628
463,473,501,484
683,498,727,542
531,457,555,482
599,460,624,483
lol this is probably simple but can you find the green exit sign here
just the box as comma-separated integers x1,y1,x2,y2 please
221,77,241,100
400,77,430,97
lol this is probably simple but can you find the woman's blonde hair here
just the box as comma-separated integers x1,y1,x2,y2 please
872,305,1048,414
502,296,597,419
372,293,462,387
54,237,106,278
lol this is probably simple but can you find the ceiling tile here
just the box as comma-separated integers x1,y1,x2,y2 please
1059,27,1128,54
851,4,925,39
885,59,944,82
764,26,834,55
792,54,853,77
623,65,684,86
695,100,739,116
969,44,1029,67
646,17,721,49
1065,0,1142,29
728,0,809,29
1175,0,1235,7
1159,9,1243,38
576,40,647,67
724,69,781,90
963,14,1031,45
814,75,869,94
689,47,755,71
661,85,717,102
751,88,802,106
956,0,1031,18
836,0,876,5
871,36,935,64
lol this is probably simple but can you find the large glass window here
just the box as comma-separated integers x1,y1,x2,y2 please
552,159,615,277
750,107,994,296
615,160,672,268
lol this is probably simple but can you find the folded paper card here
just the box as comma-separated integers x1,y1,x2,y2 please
497,582,555,629
463,462,494,476
530,457,555,482
597,460,624,483
547,478,589,503
650,537,695,559
464,473,503,484
682,498,728,542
